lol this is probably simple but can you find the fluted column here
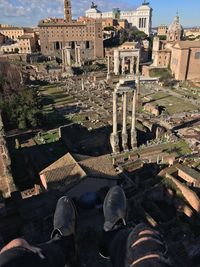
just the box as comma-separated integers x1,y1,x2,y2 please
122,92,128,151
110,91,119,153
114,49,120,75
131,90,137,149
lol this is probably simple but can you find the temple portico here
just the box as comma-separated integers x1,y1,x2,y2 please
62,44,82,71
113,48,140,76
110,78,139,153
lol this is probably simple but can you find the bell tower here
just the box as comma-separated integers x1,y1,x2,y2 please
64,0,72,23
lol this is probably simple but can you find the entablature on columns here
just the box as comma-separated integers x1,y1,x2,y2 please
117,49,140,59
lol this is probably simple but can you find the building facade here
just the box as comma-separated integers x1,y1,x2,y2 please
0,27,35,43
152,37,172,68
0,33,4,45
0,26,37,54
152,14,183,68
85,1,152,36
157,25,168,36
39,0,103,61
184,28,200,39
18,35,36,54
171,41,200,81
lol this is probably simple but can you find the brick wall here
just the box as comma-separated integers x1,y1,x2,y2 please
166,173,200,213
187,47,200,80
178,169,200,188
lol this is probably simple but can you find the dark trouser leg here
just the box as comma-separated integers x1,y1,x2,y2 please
38,234,78,267
105,224,172,267
0,235,77,267
101,228,131,267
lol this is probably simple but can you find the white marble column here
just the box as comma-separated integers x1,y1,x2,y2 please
110,91,119,153
136,74,142,111
130,57,134,74
107,55,111,80
75,45,81,66
131,90,137,149
78,46,81,66
62,49,66,71
122,92,128,151
66,48,71,66
136,52,140,75
122,57,125,75
81,78,84,91
114,49,120,75
113,92,118,135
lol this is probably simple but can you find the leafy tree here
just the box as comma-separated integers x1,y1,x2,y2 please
104,26,115,31
158,35,167,40
119,28,128,44
0,61,41,130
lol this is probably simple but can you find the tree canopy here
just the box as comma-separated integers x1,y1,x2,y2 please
0,61,41,130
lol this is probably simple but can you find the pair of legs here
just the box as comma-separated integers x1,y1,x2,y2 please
0,186,172,267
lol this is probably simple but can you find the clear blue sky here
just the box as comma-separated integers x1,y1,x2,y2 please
0,0,199,27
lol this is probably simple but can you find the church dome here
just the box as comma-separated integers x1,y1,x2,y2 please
167,14,183,42
168,15,183,32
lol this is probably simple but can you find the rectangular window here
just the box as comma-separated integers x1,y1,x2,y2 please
195,52,200,59
86,41,90,49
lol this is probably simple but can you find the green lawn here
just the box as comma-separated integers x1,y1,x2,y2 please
162,140,191,156
176,88,200,100
33,130,59,145
148,92,197,115
39,84,76,112
137,140,191,157
71,114,86,123
148,92,169,100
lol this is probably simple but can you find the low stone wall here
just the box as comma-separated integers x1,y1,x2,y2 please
0,53,28,62
166,173,200,213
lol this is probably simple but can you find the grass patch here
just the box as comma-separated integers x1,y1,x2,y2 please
149,68,172,79
162,140,191,156
148,93,197,115
39,84,76,124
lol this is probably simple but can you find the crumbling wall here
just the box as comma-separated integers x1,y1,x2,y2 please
177,169,200,188
166,173,200,213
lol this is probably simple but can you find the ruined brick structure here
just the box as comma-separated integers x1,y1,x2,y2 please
0,114,16,198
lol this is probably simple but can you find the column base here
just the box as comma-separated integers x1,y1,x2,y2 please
110,133,120,153
131,132,137,149
122,133,128,151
